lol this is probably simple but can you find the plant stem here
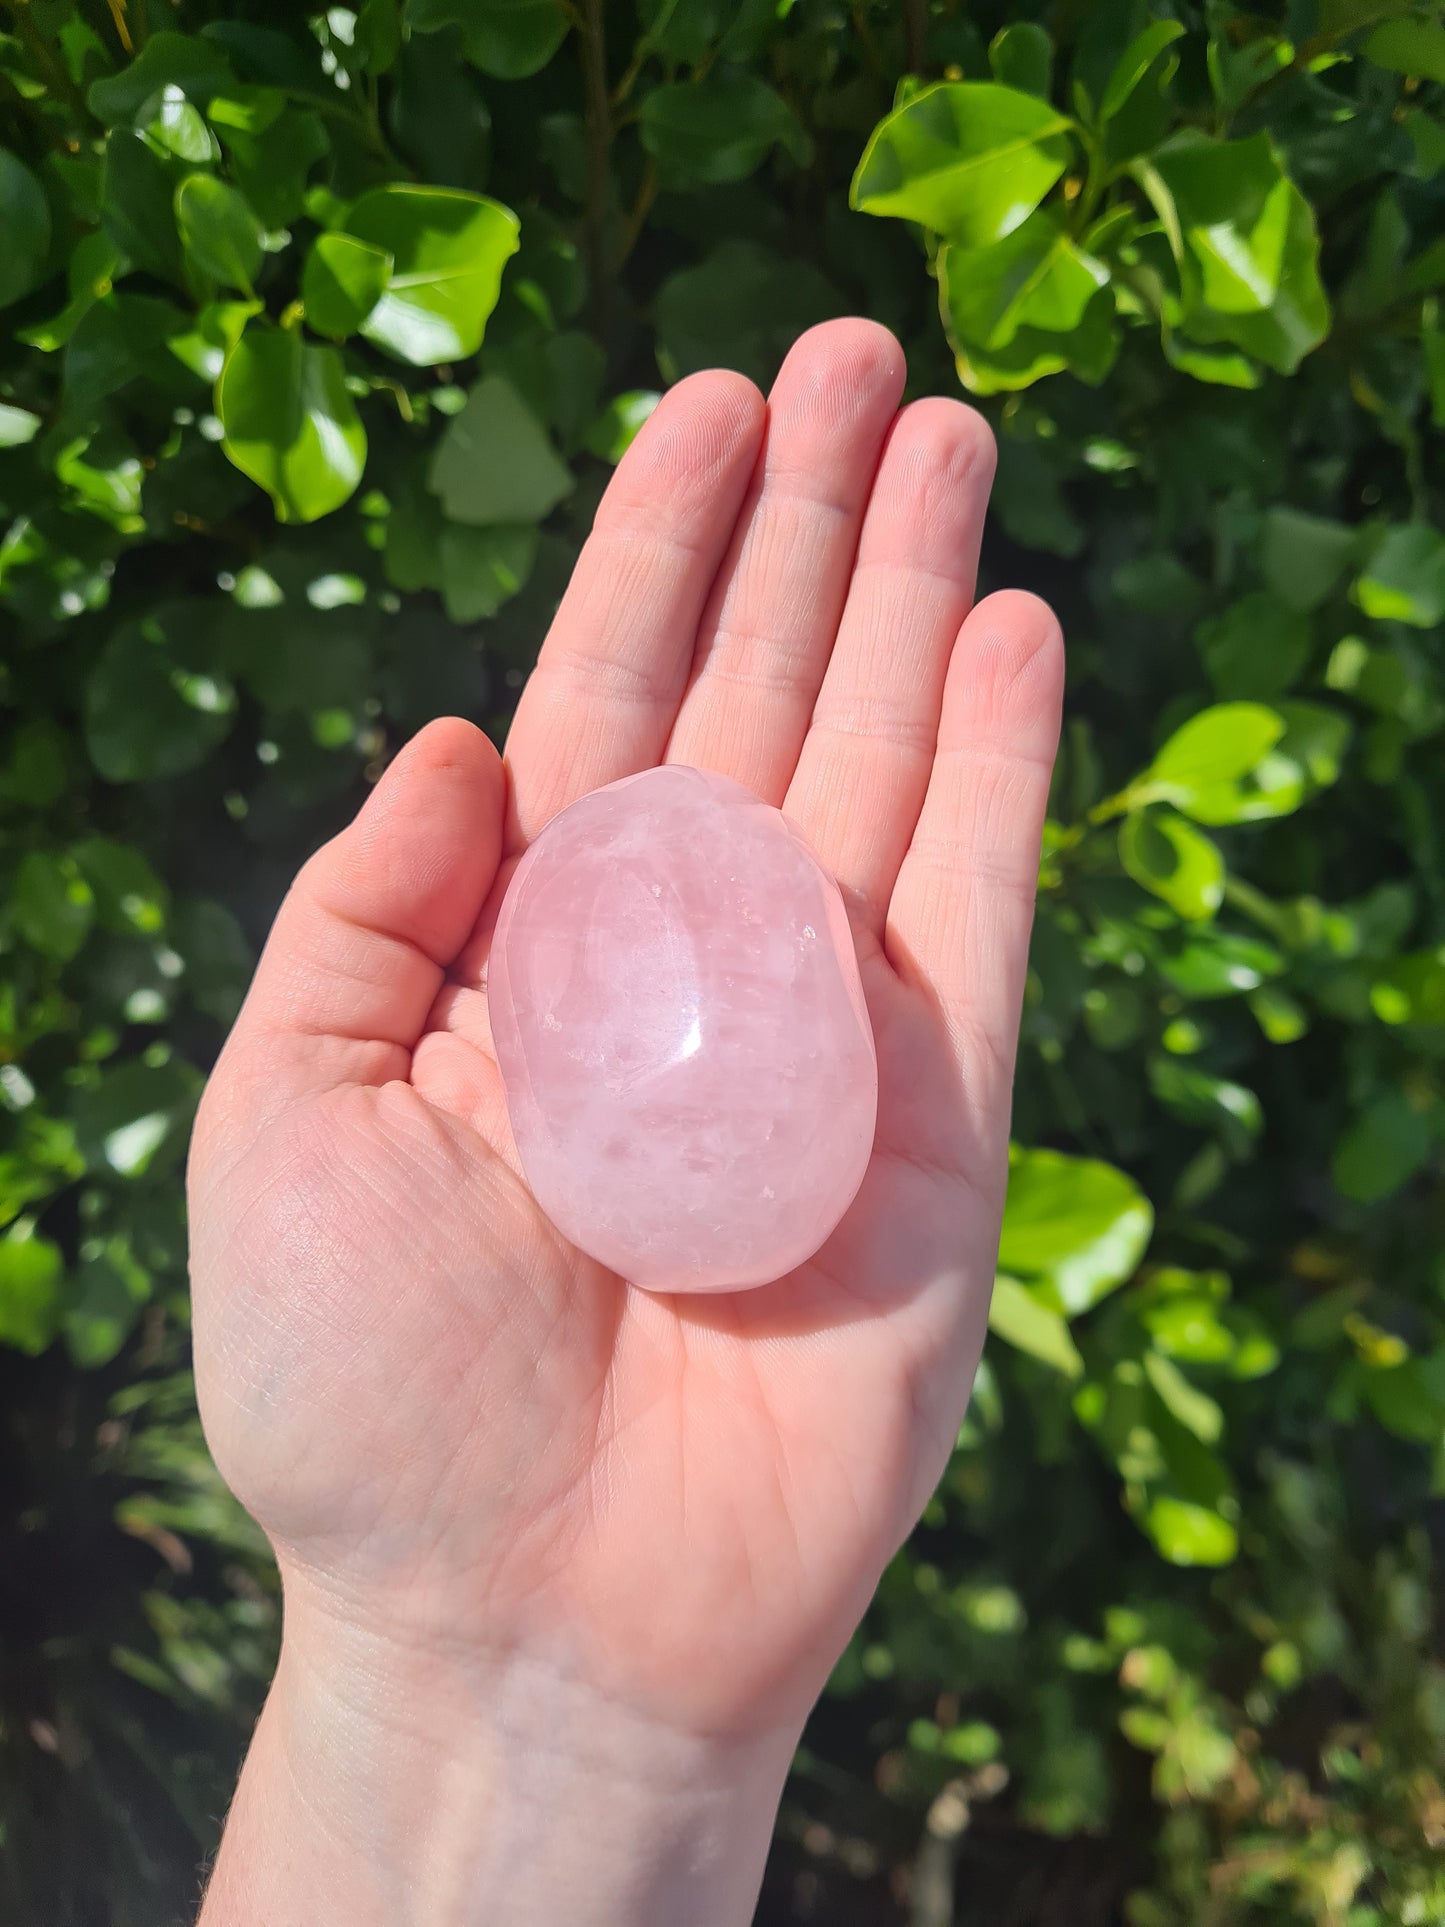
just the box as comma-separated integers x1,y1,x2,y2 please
3,0,96,131
103,0,133,57
615,157,656,270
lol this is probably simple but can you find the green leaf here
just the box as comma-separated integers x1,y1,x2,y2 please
142,84,219,163
0,403,41,447
438,522,538,621
1196,594,1310,700
18,231,122,354
655,241,844,388
341,185,520,366
1000,1148,1154,1314
1155,931,1283,1000
101,130,186,283
1269,701,1351,797
216,325,367,523
988,23,1053,97
1332,1089,1432,1203
13,850,94,961
1143,1349,1224,1445
1120,811,1224,922
1353,524,1445,628
64,1237,152,1368
302,232,393,339
1098,20,1185,122
1365,17,1445,81
175,174,263,295
407,0,569,78
84,613,236,782
1149,1058,1262,1156
1141,1494,1237,1567
988,1275,1084,1379
0,1222,63,1356
1141,1276,1238,1366
74,1058,198,1181
0,149,52,310
1139,132,1329,374
939,211,1107,351
73,838,169,937
426,376,573,526
87,30,234,122
220,103,330,228
851,82,1073,246
584,390,660,463
946,284,1117,395
1141,703,1284,817
1362,1357,1445,1444
1259,507,1357,612
1371,949,1445,1027
640,75,807,184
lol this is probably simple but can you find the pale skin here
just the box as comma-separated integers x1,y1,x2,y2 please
188,318,1064,1925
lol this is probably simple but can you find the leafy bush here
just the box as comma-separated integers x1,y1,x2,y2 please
2,2,1443,1922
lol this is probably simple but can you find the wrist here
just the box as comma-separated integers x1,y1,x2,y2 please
203,1583,798,1927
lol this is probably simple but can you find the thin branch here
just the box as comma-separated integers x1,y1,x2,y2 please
103,0,133,56
614,157,656,270
2,0,96,129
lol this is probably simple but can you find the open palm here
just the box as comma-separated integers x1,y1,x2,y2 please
188,320,1063,1750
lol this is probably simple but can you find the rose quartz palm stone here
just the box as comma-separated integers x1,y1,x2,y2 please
489,766,878,1292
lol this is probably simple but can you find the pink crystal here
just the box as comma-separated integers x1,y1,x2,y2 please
489,766,878,1292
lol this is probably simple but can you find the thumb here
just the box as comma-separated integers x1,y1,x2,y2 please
213,717,505,1121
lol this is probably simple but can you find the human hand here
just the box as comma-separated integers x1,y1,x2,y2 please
189,319,1063,1925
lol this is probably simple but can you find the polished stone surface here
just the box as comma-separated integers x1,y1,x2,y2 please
490,766,878,1292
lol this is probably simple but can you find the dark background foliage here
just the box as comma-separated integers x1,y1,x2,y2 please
2,1,1443,1922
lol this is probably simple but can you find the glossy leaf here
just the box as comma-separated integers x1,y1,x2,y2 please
175,174,263,295
1149,1058,1262,1156
1000,1148,1153,1314
216,325,367,522
585,390,660,462
1098,20,1185,121
1141,1494,1237,1567
1120,811,1224,922
302,232,392,339
851,82,1073,246
86,31,234,122
939,212,1107,350
341,185,520,365
1140,132,1329,374
1140,703,1283,817
988,1275,1084,1378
